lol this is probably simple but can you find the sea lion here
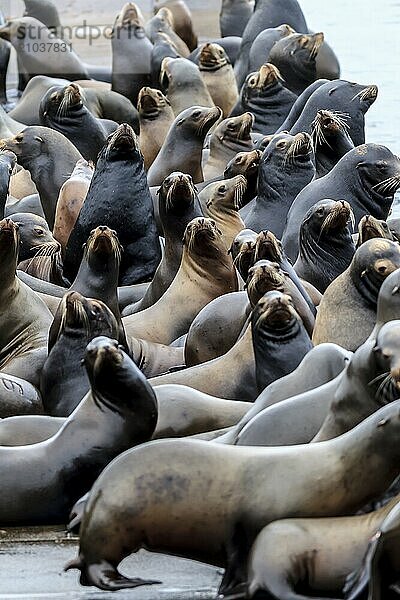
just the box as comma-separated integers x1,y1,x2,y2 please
313,320,400,443
66,400,400,594
224,148,261,205
344,499,400,599
198,43,238,117
126,172,202,313
146,7,190,57
147,105,222,186
356,214,395,248
283,144,400,261
0,17,89,81
154,0,198,51
232,63,297,136
22,0,61,33
64,124,161,286
41,292,120,417
243,132,315,238
0,150,17,218
312,240,400,351
280,79,378,146
8,75,139,130
0,218,52,388
9,212,55,263
137,87,175,171
247,24,295,74
233,0,309,88
219,0,253,38
1,127,82,228
311,109,355,178
201,175,246,250
203,112,254,180
245,496,400,600
39,83,114,162
189,37,242,68
294,199,356,293
252,290,313,393
268,32,324,95
111,3,152,106
0,336,157,525
150,31,181,88
123,218,238,344
160,56,215,116
229,228,257,281
52,159,94,253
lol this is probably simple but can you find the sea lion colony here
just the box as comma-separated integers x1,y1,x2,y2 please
0,0,398,598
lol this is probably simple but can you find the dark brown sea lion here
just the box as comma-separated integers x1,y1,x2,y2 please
64,124,161,286
125,172,202,314
66,400,400,593
123,217,238,344
147,105,222,186
198,43,238,117
0,218,52,388
1,126,82,228
160,56,215,115
356,214,395,248
0,336,157,525
41,292,120,417
111,3,152,106
245,495,400,600
137,87,175,171
203,112,254,180
294,199,356,293
224,148,262,205
313,239,400,351
247,24,295,74
229,228,257,281
283,144,400,261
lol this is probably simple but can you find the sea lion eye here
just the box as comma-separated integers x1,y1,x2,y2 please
15,135,23,143
276,140,287,149
34,228,44,235
193,110,202,119
218,185,226,193
248,77,257,86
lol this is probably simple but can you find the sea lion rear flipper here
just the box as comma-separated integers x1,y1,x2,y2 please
65,557,161,590
218,523,249,596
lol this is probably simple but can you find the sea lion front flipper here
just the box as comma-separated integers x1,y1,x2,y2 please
218,524,250,596
65,557,161,590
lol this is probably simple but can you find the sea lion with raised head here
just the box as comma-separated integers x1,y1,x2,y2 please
147,105,222,186
243,132,315,237
198,43,238,117
137,87,175,171
229,228,257,281
160,56,215,116
154,0,198,51
123,218,238,344
203,112,254,180
356,214,395,248
224,148,261,205
311,109,354,178
146,6,190,57
283,144,400,261
66,400,400,594
64,124,161,286
294,199,356,293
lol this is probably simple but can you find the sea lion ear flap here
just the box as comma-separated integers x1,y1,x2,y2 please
392,285,400,295
34,136,44,143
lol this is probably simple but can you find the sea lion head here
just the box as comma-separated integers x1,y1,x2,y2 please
212,112,254,147
268,32,324,88
0,217,20,276
302,199,354,241
351,83,379,112
183,217,224,260
0,126,51,163
229,228,257,280
10,211,56,259
0,149,16,177
372,320,400,398
160,56,198,90
137,87,171,118
253,230,283,263
174,105,222,139
246,260,285,307
84,335,158,422
0,17,44,44
224,149,262,180
58,291,119,341
206,175,247,212
114,2,144,29
84,226,123,268
199,43,229,70
357,215,394,248
311,109,352,148
252,290,301,338
354,145,400,201
243,63,284,101
262,131,313,170
103,123,140,160
376,268,400,326
352,239,400,305
40,83,84,122
158,171,197,216
153,6,174,29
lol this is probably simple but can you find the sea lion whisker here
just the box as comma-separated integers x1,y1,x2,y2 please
368,371,389,387
375,373,392,401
